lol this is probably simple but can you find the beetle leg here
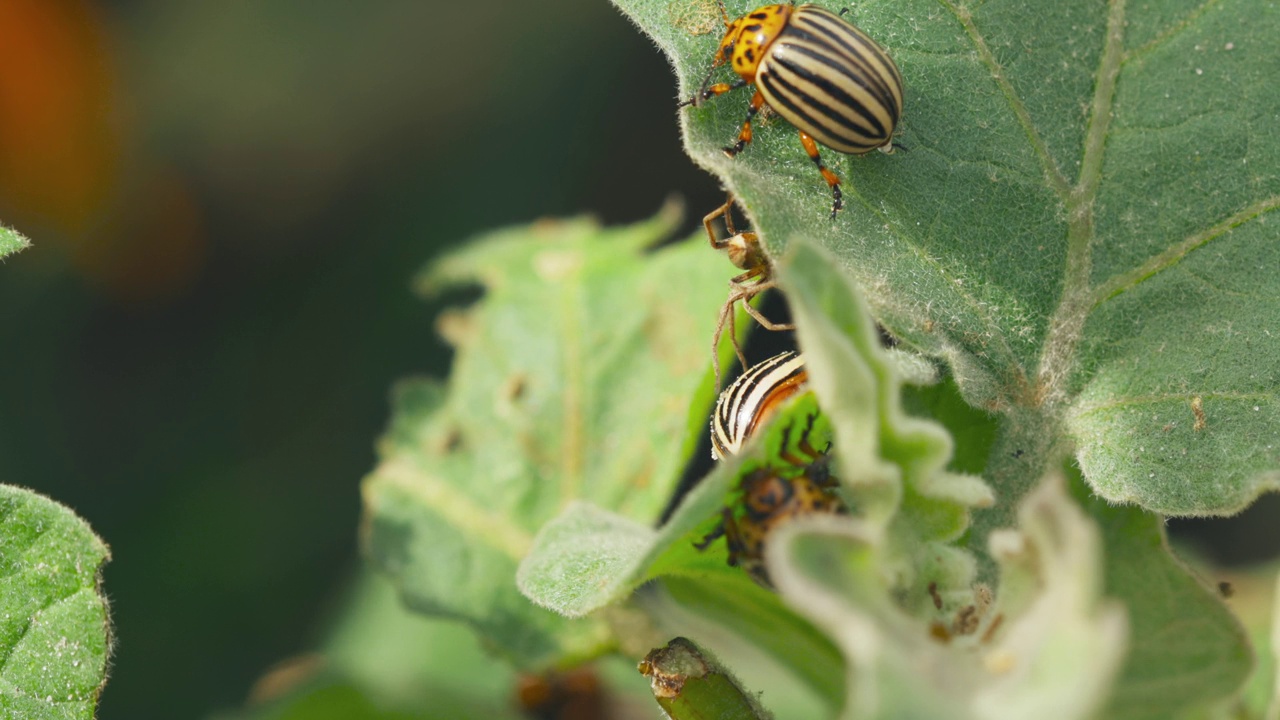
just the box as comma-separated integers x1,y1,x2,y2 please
694,512,728,550
796,412,825,459
798,131,844,219
724,91,766,157
680,77,748,108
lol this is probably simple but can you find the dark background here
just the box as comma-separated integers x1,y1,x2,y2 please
0,1,1273,718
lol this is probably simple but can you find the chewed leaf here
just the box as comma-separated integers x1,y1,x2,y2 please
0,485,112,720
363,210,732,668
613,0,1280,515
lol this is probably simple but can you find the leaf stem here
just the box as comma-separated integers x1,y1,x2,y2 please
1035,0,1126,408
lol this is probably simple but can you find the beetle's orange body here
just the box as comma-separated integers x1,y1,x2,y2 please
716,5,793,80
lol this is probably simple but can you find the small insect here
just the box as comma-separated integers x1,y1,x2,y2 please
680,2,905,218
696,415,842,586
704,194,794,383
711,350,807,460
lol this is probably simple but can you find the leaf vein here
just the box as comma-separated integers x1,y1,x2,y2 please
1123,0,1226,65
937,0,1072,200
1072,390,1276,416
367,459,534,560
1036,0,1126,408
1092,195,1280,305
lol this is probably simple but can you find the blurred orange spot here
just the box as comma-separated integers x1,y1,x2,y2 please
83,167,208,305
0,0,118,232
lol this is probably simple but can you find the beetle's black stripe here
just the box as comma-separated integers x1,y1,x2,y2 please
712,352,807,459
767,46,890,139
792,8,903,91
748,4,903,153
784,14,901,122
758,69,886,151
782,35,897,125
783,18,899,114
720,354,783,435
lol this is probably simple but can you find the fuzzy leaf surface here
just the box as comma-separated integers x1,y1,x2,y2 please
771,476,1126,720
0,226,30,260
517,391,823,616
0,485,112,720
361,211,731,668
778,238,994,606
1075,484,1252,719
614,0,1280,515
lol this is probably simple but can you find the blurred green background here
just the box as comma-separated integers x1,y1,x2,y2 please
0,0,722,716
0,1,1275,718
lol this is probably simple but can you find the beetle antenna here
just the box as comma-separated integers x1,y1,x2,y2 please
717,0,731,25
679,61,722,108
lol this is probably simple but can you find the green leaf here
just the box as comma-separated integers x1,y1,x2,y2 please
361,209,733,668
612,0,1280,516
521,238,986,708
1073,482,1252,719
777,238,993,606
516,392,828,615
0,485,111,720
0,225,31,260
769,475,1126,720
1269,571,1280,720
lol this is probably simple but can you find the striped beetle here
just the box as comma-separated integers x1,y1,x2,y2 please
680,2,905,218
703,194,794,385
711,350,807,460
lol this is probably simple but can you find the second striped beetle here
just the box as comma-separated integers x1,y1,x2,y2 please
711,350,808,460
680,2,905,218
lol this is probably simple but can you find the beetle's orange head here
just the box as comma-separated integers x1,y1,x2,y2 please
716,5,793,81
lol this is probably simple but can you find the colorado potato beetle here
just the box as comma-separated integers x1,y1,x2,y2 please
711,350,807,460
696,414,844,586
703,194,794,385
680,2,905,218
